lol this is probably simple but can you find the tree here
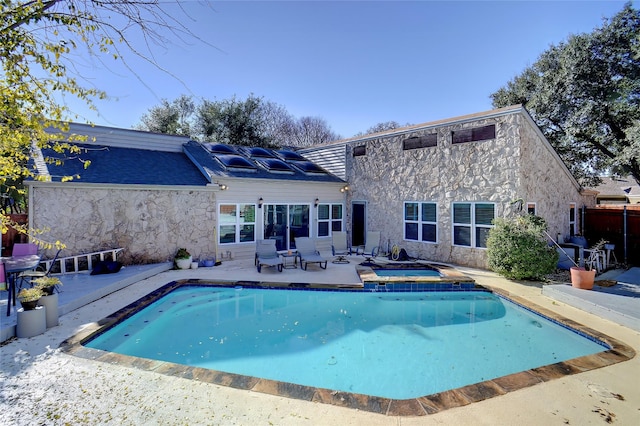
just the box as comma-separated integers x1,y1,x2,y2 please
1,0,202,246
136,94,195,136
260,101,297,146
290,116,341,147
491,3,640,186
196,94,274,147
141,94,341,147
353,120,413,137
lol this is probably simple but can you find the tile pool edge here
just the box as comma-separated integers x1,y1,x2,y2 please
59,280,636,417
356,261,476,285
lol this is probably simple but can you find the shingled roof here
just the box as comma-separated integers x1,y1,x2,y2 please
39,143,210,186
589,175,640,203
34,123,344,186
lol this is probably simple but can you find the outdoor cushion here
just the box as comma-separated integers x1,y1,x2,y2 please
91,261,123,275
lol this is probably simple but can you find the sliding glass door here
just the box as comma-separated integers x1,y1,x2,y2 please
263,204,310,250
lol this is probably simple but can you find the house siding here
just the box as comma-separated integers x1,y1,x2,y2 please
214,180,347,259
299,143,348,180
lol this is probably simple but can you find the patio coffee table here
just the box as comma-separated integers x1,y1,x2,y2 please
281,252,297,269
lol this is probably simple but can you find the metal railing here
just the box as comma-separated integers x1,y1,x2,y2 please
43,248,124,274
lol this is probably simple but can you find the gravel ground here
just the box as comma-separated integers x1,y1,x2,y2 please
2,266,639,425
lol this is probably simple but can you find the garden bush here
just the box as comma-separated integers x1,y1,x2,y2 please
486,214,559,280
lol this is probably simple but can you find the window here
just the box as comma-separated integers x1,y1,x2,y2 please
404,202,437,243
317,204,343,237
218,203,256,244
353,145,366,157
403,134,437,150
452,124,496,144
569,203,576,236
452,202,495,248
527,202,536,215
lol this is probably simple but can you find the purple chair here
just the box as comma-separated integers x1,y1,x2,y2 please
11,243,39,290
12,243,38,256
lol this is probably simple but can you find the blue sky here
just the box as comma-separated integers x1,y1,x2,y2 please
65,1,630,138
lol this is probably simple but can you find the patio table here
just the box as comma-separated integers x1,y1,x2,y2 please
281,251,298,269
2,255,42,316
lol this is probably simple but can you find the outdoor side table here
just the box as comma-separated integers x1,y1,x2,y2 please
281,252,297,269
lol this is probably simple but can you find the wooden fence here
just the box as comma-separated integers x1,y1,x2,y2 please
583,205,640,267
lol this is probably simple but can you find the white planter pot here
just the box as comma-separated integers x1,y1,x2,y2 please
38,293,59,327
175,256,192,270
17,306,47,338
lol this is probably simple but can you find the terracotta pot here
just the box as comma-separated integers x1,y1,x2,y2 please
570,266,595,290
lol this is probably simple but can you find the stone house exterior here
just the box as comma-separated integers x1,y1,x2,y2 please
300,105,596,268
28,105,594,269
27,123,347,264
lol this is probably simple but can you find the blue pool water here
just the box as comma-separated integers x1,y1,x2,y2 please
86,286,606,399
374,269,441,277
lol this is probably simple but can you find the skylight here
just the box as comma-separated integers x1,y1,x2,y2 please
214,154,257,171
245,147,277,158
204,143,237,155
290,160,326,175
276,150,306,161
255,158,294,173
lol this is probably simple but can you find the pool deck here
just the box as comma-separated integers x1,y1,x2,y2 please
1,255,639,425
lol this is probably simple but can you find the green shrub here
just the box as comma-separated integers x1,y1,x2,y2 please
486,214,559,280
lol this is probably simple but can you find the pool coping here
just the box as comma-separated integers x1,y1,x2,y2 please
59,279,636,417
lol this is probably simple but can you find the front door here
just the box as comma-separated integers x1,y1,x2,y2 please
351,201,366,247
264,204,310,250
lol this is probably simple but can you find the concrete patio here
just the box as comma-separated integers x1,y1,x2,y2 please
1,256,639,424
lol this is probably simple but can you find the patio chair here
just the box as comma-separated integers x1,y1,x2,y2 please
12,243,41,290
294,237,327,270
255,239,283,273
19,248,62,291
331,231,351,264
358,231,381,263
12,243,38,256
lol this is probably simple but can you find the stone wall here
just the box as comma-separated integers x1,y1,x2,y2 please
518,115,594,237
345,111,584,268
30,186,217,264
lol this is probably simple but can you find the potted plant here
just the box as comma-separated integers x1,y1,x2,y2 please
33,276,62,295
174,248,192,270
33,276,62,327
17,287,44,310
570,265,596,289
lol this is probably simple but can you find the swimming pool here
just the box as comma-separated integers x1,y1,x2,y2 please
84,284,611,402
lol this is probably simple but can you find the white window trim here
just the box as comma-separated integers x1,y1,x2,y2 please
452,202,495,249
569,202,577,236
317,203,344,238
218,203,257,245
527,202,537,215
403,201,438,243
